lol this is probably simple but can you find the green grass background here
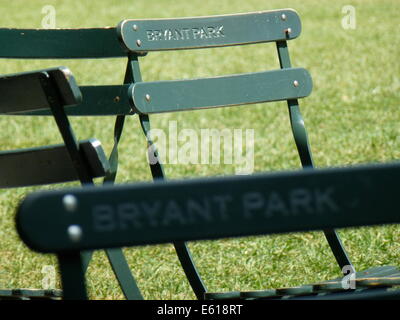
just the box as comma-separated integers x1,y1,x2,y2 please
0,0,399,299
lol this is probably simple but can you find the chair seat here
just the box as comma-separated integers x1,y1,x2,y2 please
204,265,400,300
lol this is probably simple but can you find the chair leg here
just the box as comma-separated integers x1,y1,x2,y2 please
323,229,352,270
105,248,143,300
80,250,93,272
58,253,87,300
287,99,353,271
139,114,207,298
46,70,143,300
174,242,207,300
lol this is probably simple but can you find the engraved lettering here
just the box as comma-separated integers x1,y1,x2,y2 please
174,29,184,40
199,27,208,39
141,201,161,227
147,30,155,41
182,28,190,40
93,205,115,232
187,198,212,222
207,26,216,38
163,201,186,226
265,192,288,217
216,25,225,37
144,25,225,42
153,30,162,41
164,29,176,41
290,189,313,215
242,192,264,218
213,195,232,220
118,203,142,229
192,28,200,39
315,188,339,213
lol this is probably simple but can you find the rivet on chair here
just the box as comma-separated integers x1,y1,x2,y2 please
281,14,287,21
136,39,142,47
68,225,82,242
284,28,292,34
145,94,151,102
293,80,299,87
133,24,138,31
63,194,78,212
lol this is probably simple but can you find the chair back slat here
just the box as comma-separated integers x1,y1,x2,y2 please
0,67,81,113
118,9,301,52
0,28,125,59
16,162,400,253
0,139,109,188
9,85,133,116
131,68,312,114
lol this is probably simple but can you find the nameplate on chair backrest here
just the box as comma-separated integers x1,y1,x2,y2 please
118,9,301,52
130,68,312,114
16,162,400,253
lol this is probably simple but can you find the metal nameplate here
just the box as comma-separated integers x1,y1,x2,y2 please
17,162,400,253
117,9,301,52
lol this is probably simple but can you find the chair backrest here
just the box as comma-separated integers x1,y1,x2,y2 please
113,9,322,300
0,21,144,198
0,27,133,116
0,67,109,188
0,67,80,113
9,9,321,300
0,139,108,188
119,9,312,115
15,161,400,298
0,66,145,300
0,9,312,178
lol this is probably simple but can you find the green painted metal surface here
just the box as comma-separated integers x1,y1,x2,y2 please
208,266,400,300
276,41,352,270
0,29,142,299
118,9,301,52
10,85,133,116
0,28,125,59
131,68,312,114
16,162,400,253
0,67,81,113
0,139,109,188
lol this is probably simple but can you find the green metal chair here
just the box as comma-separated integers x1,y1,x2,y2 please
0,67,111,299
1,8,346,299
8,8,398,300
113,9,355,299
0,27,144,299
16,161,400,299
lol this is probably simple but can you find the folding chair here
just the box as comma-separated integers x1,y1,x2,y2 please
0,27,143,299
113,9,355,298
16,161,400,299
0,67,142,299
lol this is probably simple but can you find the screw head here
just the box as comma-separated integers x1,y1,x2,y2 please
281,14,287,21
63,194,78,212
133,24,138,31
285,28,292,34
68,225,82,242
136,39,142,47
293,80,299,87
145,94,151,102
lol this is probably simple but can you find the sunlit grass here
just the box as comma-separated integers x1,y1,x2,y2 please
0,0,398,299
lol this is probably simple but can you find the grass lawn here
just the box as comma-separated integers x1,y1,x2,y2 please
0,0,399,299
